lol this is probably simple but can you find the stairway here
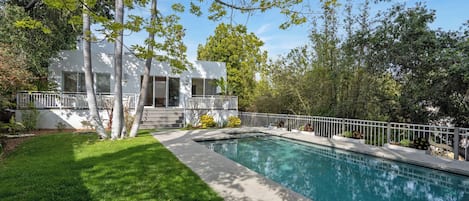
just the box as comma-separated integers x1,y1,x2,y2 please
139,108,184,129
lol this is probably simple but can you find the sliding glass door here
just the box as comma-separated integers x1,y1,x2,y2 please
140,76,179,107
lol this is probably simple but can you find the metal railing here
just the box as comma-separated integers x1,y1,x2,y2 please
185,95,238,110
239,112,469,161
16,91,138,109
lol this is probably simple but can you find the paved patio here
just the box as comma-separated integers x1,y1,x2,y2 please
153,127,469,201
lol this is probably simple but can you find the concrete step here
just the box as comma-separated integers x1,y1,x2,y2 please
142,113,184,118
141,108,184,128
142,116,184,121
139,123,183,129
140,119,183,124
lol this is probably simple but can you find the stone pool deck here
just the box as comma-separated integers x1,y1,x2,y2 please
153,127,469,201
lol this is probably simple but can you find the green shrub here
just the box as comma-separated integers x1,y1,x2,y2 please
400,139,411,147
183,123,196,130
1,117,25,135
56,122,67,131
227,116,241,128
342,131,353,138
412,137,429,150
200,114,216,128
22,103,39,131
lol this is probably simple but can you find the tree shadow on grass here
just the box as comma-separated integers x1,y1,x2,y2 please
76,142,222,201
0,134,93,201
0,133,222,201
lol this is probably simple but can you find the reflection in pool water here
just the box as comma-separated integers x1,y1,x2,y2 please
199,136,469,201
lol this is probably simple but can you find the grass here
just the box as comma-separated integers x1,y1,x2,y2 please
0,130,222,201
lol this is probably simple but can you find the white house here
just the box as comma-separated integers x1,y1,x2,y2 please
16,42,238,129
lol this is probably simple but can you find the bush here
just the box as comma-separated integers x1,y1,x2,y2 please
227,116,241,128
400,139,411,147
412,137,429,150
200,114,216,128
342,131,353,138
56,122,67,131
22,103,39,131
1,117,25,135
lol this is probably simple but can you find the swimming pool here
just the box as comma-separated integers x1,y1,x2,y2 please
198,135,469,201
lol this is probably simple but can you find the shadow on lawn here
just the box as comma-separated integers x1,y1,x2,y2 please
76,142,221,201
0,133,221,201
0,134,93,201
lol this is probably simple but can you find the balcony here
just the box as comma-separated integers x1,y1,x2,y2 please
16,91,138,110
185,95,238,110
16,92,238,111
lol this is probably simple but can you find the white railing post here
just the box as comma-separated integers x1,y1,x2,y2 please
341,118,345,135
454,128,460,160
16,92,20,109
387,122,391,144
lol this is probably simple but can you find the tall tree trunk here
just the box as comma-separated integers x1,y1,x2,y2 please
111,0,125,140
129,0,158,137
83,4,107,139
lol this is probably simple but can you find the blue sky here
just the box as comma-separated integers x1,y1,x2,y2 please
122,0,469,62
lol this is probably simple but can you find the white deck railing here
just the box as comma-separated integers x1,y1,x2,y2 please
185,95,238,110
16,91,139,109
239,112,469,161
16,92,239,111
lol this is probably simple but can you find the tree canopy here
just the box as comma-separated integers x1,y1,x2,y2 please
197,23,267,110
251,1,469,126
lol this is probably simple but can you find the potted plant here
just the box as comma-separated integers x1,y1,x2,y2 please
333,131,365,144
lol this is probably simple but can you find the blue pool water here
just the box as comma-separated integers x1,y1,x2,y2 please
198,135,469,201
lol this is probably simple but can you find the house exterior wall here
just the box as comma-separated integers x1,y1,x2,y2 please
16,43,235,129
16,109,112,129
48,43,227,108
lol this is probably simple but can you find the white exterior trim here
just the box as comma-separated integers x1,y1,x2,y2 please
48,43,227,108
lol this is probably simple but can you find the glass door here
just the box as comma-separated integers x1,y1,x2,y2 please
168,78,180,106
155,76,166,107
141,76,153,106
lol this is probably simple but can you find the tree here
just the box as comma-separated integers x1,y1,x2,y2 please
128,1,189,137
0,2,79,89
0,44,34,110
111,0,125,140
0,3,79,112
197,23,267,110
82,2,107,139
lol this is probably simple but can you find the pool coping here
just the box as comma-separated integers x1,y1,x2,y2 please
259,127,469,177
153,127,469,201
152,128,311,201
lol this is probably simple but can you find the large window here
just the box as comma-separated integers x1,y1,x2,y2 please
205,79,217,95
63,72,85,92
63,72,110,93
191,78,218,96
191,78,204,96
96,73,111,93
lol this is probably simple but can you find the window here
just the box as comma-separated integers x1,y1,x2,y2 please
204,79,218,95
63,72,110,93
63,72,85,92
191,78,204,96
96,73,110,93
191,78,218,96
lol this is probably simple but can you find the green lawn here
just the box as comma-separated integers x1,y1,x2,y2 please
0,130,222,201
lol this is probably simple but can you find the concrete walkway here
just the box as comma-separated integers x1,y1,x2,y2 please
153,128,310,201
153,127,469,201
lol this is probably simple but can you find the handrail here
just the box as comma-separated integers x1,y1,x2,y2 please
16,91,139,109
239,112,469,161
185,96,238,110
